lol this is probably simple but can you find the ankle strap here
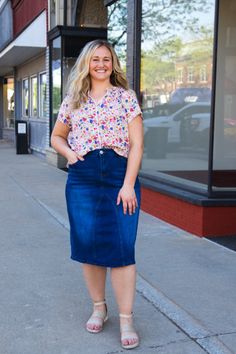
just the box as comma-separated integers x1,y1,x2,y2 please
94,300,106,306
119,313,133,318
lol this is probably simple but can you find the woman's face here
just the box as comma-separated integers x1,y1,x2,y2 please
89,46,113,83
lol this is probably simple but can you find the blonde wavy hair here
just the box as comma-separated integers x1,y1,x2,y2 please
66,39,129,109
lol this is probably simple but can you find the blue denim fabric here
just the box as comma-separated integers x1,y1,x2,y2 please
65,148,141,267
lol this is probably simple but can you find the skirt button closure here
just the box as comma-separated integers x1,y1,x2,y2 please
99,150,104,155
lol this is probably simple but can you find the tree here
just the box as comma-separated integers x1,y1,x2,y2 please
142,0,212,45
107,0,127,68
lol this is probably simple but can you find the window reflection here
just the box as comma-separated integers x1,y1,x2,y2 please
31,76,38,118
52,37,62,127
141,0,215,188
39,73,47,118
22,78,29,117
3,78,14,128
107,0,127,71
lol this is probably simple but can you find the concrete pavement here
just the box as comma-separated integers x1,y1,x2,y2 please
0,140,236,354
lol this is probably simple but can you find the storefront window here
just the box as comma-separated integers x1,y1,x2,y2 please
51,36,62,127
3,78,14,128
22,78,29,117
107,0,127,71
141,0,215,190
39,72,47,118
31,76,38,118
213,0,236,191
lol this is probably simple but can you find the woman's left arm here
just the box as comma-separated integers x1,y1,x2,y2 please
116,115,144,215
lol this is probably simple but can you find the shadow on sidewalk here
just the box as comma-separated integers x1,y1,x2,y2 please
206,235,236,251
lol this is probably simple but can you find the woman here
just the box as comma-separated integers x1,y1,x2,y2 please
51,39,143,350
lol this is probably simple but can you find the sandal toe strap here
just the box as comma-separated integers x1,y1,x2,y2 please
87,309,108,326
121,332,139,341
121,324,138,340
87,316,103,326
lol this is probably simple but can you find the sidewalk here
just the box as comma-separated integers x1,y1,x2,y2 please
0,141,236,354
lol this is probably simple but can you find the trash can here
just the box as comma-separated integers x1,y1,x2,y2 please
15,120,29,154
146,127,169,159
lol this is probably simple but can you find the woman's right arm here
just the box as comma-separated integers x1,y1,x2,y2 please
51,121,84,164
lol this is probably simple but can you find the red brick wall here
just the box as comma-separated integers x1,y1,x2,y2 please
11,0,47,37
202,207,236,236
141,187,236,237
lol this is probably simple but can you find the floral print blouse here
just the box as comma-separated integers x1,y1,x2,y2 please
57,86,142,158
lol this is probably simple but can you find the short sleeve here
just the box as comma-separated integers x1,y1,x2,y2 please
57,94,72,129
122,89,143,123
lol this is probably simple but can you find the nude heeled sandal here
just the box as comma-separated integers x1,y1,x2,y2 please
119,313,139,349
86,300,108,333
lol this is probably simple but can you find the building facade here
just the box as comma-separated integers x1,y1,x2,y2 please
0,0,236,237
0,0,48,152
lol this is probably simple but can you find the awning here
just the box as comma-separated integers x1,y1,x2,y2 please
0,11,46,76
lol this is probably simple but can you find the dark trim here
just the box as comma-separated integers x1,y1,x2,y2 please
140,171,208,197
140,176,236,207
61,35,64,100
104,0,117,6
207,0,220,197
133,0,142,97
63,0,67,26
13,67,17,124
210,190,236,198
72,0,79,26
47,26,107,41
0,77,3,139
49,39,53,140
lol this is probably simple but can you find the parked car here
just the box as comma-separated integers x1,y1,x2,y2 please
143,102,211,146
169,87,211,104
190,114,236,146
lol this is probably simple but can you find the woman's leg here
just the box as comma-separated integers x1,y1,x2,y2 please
110,265,138,346
83,264,107,331
110,265,136,313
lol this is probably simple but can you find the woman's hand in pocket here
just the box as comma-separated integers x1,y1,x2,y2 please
66,150,84,165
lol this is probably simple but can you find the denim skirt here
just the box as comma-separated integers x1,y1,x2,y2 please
65,148,141,268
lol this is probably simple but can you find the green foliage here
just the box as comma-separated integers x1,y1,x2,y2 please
142,0,211,43
107,0,127,68
141,0,214,93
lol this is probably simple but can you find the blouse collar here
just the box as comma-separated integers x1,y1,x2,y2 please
88,86,117,104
